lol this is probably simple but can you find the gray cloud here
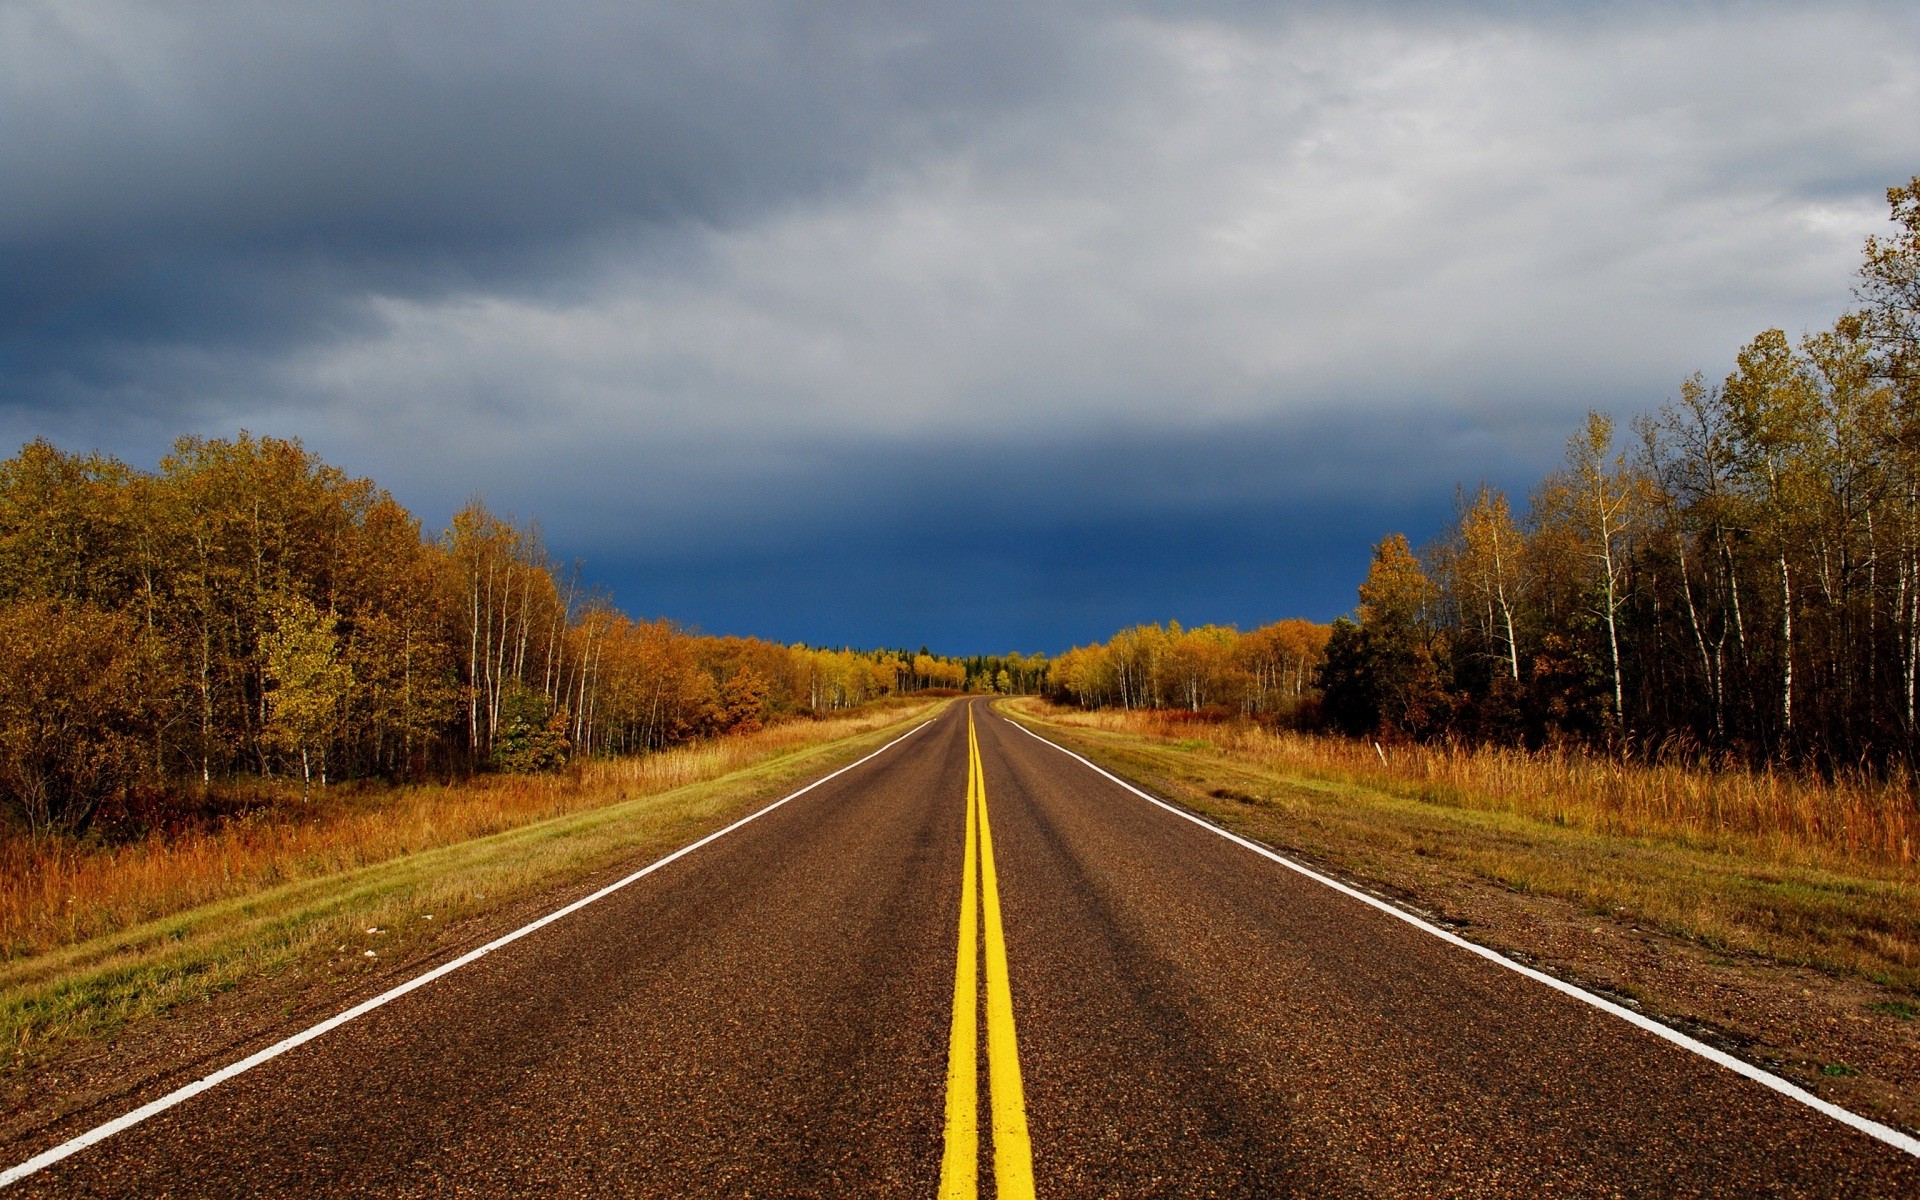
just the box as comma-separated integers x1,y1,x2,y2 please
2,2,1917,646
0,2,1079,396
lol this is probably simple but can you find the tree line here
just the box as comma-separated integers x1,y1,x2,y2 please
1049,619,1330,720
1321,176,1920,768
0,437,970,836
960,652,1052,695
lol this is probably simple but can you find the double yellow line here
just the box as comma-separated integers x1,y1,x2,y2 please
939,708,1035,1199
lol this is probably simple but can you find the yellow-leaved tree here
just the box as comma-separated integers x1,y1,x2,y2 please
264,594,350,799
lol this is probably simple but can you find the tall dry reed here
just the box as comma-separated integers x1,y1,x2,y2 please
1038,706,1920,871
0,705,927,961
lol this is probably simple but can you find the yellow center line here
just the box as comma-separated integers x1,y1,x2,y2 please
976,711,1037,1198
940,707,1036,1199
938,716,981,1198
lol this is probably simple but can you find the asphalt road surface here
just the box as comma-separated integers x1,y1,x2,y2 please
9,701,1918,1197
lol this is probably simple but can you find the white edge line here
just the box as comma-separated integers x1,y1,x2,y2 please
1005,716,1920,1161
0,717,933,1189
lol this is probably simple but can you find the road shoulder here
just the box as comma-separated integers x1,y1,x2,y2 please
0,702,947,1163
994,699,1920,1140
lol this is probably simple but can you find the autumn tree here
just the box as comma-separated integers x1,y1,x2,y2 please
1162,625,1243,712
0,441,143,610
1451,486,1525,685
491,682,570,773
1575,413,1640,732
0,601,162,836
1356,534,1449,736
1070,177,1920,771
263,594,351,799
1316,619,1376,736
1858,175,1920,389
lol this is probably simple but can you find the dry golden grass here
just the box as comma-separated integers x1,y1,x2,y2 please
1007,700,1920,992
0,700,944,1075
1031,705,1920,871
0,704,927,963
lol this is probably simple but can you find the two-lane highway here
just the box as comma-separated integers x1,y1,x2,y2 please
7,701,1918,1196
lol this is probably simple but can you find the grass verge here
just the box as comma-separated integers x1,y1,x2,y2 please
0,701,941,1076
1001,700,1920,992
998,699,1920,1129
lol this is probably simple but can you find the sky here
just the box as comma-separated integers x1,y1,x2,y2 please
3,2,1918,653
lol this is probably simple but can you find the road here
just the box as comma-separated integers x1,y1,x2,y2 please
7,701,1918,1197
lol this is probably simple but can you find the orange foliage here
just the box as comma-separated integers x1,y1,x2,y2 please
1051,619,1331,719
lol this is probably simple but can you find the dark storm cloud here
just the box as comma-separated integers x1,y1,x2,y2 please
502,407,1555,652
589,496,1400,655
3,2,1918,645
0,2,1078,402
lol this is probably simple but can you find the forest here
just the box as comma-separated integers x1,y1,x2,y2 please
7,174,1916,843
0,440,971,838
1309,177,1920,769
1053,177,1920,775
1048,620,1329,721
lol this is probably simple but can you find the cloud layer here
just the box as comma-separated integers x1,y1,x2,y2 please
4,2,1917,649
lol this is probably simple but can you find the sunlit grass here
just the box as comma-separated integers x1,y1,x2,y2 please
0,703,933,963
1005,700,1920,991
1021,703,1920,871
0,701,942,1073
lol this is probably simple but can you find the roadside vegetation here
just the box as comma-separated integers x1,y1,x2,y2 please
1011,698,1919,984
0,431,979,1075
0,700,937,1074
1013,177,1920,1121
1002,697,1920,1124
1028,694,1920,874
0,702,933,964
1317,179,1920,774
1055,177,1920,787
0,434,976,839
